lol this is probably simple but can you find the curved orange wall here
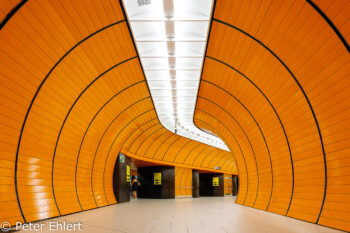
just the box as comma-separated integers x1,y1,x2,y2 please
194,0,349,231
121,129,236,173
0,0,236,226
1,0,348,232
175,167,192,197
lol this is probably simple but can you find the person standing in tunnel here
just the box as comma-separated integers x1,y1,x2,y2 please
131,175,138,199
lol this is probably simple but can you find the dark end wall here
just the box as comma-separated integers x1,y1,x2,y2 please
232,175,238,196
137,166,175,199
199,173,224,196
113,153,131,203
192,170,199,198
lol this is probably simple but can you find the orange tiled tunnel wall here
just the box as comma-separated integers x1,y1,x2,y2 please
120,128,235,172
175,167,192,197
0,0,349,232
0,0,237,226
194,0,349,231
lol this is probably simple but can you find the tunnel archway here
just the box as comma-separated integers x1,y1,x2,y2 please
0,0,349,232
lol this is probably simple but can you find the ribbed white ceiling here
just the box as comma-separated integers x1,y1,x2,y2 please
123,0,229,151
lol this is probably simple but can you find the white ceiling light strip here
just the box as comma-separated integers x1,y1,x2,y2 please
123,0,229,151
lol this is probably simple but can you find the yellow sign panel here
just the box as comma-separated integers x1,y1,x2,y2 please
154,172,161,185
213,177,219,186
126,165,130,182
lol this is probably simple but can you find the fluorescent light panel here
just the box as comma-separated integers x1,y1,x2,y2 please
123,0,229,151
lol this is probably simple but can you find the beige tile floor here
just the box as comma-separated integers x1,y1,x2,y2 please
16,197,344,233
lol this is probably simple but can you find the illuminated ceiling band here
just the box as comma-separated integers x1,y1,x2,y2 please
123,0,229,150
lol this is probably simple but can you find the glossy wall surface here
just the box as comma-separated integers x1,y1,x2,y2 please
175,167,192,197
0,0,236,226
1,0,348,232
194,0,350,231
121,130,236,173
